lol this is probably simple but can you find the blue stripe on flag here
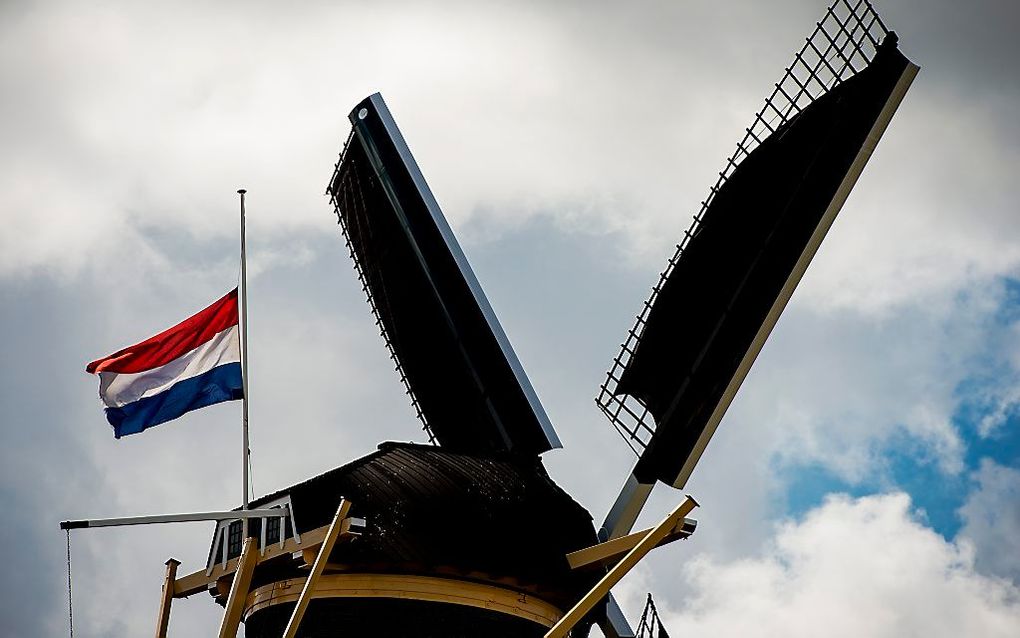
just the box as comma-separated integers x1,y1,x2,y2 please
105,363,243,438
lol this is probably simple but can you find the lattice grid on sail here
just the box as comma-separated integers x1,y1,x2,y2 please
328,132,437,444
635,594,666,638
596,0,890,456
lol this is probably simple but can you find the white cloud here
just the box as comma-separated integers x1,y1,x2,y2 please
7,0,1014,309
978,387,1020,438
970,322,1020,437
958,460,1020,584
656,493,1020,637
796,94,1020,317
716,291,989,485
5,1,1020,636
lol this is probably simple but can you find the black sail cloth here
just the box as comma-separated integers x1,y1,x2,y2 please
616,36,916,486
328,95,560,459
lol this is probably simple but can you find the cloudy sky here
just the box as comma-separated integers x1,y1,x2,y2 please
2,0,1018,636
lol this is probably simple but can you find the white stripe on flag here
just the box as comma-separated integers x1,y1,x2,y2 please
98,324,241,408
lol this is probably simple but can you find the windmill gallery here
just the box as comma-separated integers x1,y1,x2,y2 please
60,2,918,636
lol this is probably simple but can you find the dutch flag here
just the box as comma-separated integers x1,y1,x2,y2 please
86,289,244,438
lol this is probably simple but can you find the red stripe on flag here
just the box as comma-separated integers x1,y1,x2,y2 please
86,288,239,374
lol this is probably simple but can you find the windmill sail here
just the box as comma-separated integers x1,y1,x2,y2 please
636,594,669,638
328,94,561,457
598,0,918,488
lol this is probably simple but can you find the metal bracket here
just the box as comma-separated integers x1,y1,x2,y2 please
599,594,636,638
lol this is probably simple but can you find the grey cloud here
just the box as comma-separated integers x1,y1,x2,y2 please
4,1,1020,636
958,459,1020,583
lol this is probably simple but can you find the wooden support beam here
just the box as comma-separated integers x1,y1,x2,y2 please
294,516,364,567
174,525,330,598
244,573,563,627
154,558,180,638
566,518,696,570
544,495,699,638
217,538,258,638
282,499,351,638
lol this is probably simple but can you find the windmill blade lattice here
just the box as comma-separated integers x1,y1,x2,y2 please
597,0,915,489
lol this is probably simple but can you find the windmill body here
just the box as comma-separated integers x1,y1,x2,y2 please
229,443,598,637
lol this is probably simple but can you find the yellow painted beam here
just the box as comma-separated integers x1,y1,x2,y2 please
244,573,563,628
282,499,352,638
217,538,259,638
295,516,363,567
545,495,699,638
154,558,180,638
566,518,694,570
173,525,330,598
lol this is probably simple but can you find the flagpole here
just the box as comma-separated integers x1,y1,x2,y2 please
238,189,251,537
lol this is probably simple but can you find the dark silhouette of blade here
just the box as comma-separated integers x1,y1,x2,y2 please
607,32,918,488
328,94,560,458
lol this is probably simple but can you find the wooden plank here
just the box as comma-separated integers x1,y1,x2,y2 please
545,495,699,638
244,573,563,628
282,499,352,638
173,525,329,598
295,519,362,566
217,538,258,638
566,518,695,570
154,558,180,638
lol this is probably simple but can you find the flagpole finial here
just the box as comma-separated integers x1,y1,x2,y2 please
237,189,247,195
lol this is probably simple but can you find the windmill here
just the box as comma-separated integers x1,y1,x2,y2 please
62,1,918,636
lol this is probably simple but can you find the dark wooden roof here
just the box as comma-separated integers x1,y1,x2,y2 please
243,442,599,606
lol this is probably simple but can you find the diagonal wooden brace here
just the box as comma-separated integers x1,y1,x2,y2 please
566,517,697,571
217,538,259,638
544,495,699,638
282,499,352,638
